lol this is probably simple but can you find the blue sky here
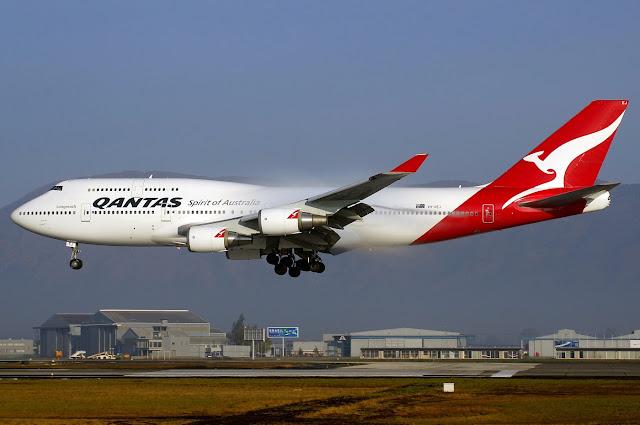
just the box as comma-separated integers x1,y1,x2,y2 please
1,1,638,205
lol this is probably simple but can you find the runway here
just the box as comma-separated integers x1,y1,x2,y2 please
3,361,640,379
129,362,534,378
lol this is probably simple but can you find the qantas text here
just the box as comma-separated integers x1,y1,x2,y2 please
93,197,182,209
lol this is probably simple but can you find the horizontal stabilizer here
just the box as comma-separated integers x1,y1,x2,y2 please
518,183,619,209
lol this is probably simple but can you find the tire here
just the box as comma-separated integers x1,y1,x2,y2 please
288,267,301,278
296,259,310,272
274,263,287,275
266,253,279,265
310,261,323,273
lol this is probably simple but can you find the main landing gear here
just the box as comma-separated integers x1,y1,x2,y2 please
67,242,83,270
266,250,325,277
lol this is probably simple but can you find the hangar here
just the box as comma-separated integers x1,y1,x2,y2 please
82,309,213,357
36,310,227,358
323,328,522,360
525,329,640,359
34,313,93,357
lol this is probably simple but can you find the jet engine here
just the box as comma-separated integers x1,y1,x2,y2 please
187,226,252,252
259,208,328,236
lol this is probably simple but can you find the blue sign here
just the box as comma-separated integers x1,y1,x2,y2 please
268,327,299,338
555,340,579,348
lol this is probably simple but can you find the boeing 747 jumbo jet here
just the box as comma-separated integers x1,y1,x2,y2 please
11,100,628,277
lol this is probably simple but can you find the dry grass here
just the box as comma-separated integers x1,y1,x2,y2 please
1,378,639,424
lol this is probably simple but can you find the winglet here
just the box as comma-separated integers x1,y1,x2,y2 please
390,154,428,173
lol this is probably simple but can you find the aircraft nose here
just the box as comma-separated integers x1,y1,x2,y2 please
10,208,19,224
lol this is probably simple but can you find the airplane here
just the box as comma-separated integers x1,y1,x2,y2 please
11,99,628,277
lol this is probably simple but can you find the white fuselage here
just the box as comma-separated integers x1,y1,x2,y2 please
11,178,481,252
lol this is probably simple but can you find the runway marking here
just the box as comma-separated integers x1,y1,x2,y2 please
491,369,519,378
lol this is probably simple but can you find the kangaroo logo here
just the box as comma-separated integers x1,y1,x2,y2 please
502,111,625,209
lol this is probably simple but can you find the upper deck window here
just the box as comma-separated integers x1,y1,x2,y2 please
50,186,63,191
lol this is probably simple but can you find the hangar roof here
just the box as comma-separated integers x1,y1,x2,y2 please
350,328,463,338
36,313,93,329
84,310,207,325
122,327,154,339
532,329,640,341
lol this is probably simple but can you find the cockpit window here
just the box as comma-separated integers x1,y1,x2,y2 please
50,186,63,191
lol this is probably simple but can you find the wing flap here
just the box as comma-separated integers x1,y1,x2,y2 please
328,203,375,229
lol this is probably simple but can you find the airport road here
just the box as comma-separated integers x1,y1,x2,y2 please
2,362,640,379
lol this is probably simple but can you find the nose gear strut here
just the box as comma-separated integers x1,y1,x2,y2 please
67,241,83,270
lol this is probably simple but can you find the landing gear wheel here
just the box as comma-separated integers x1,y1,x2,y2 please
280,256,294,268
266,253,279,265
310,261,325,273
296,259,311,272
67,242,83,270
274,263,287,275
288,267,301,278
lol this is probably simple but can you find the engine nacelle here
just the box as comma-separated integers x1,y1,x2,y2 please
187,226,252,253
258,208,328,236
583,191,611,214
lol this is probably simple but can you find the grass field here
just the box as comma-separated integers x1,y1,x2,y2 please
1,378,640,424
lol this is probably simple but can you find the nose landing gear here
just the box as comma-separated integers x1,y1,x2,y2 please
67,242,83,270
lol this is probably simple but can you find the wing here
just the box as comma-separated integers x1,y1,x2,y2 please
178,154,428,252
307,154,428,204
240,153,427,225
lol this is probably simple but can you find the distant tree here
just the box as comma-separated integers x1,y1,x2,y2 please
228,313,246,345
298,347,304,357
313,346,320,356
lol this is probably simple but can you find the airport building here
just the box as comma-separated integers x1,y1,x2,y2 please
292,340,325,356
525,329,640,359
35,310,228,359
82,309,214,357
0,339,35,358
35,313,93,357
323,328,521,360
